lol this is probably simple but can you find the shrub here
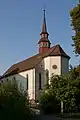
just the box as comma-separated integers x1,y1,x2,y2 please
40,92,60,114
0,79,32,120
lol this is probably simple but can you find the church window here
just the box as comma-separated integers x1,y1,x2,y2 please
13,77,16,80
39,73,41,90
1,80,3,83
43,43,46,47
52,65,57,69
42,43,46,47
6,78,9,82
46,43,48,47
41,64,42,67
26,74,28,90
46,43,47,46
46,69,49,84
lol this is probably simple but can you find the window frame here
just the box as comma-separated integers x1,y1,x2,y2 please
39,73,42,90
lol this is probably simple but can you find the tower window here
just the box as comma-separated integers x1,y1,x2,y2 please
39,73,42,90
26,74,28,90
46,43,48,47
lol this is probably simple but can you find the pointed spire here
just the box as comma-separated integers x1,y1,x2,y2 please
38,10,51,53
42,9,47,33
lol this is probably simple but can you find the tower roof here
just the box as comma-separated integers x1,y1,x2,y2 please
38,9,50,53
40,10,48,35
42,10,47,33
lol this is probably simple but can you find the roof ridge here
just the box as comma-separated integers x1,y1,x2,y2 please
57,45,70,56
49,44,59,55
14,53,39,66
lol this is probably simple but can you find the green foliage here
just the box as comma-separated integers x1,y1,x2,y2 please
50,75,77,113
40,92,60,114
0,79,32,120
50,75,68,101
76,65,80,73
70,2,80,55
40,66,80,113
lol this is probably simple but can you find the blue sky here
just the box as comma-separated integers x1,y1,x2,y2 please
0,0,80,75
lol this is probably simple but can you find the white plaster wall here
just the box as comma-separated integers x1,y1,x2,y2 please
1,56,69,102
44,57,50,76
50,56,61,76
19,69,35,100
1,69,35,100
61,57,69,74
35,56,61,100
34,56,69,100
44,56,61,77
35,60,45,101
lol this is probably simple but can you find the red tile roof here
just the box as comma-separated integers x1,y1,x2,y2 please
3,44,70,77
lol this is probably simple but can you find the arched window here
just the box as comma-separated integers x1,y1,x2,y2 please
1,80,3,83
45,69,49,84
6,78,9,82
26,74,28,90
13,77,16,80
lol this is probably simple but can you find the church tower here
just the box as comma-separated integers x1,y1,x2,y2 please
38,10,51,53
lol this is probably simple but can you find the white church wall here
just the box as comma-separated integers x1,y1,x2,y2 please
35,60,45,101
1,56,69,102
1,69,35,100
35,56,62,100
19,69,35,100
44,56,61,78
50,56,61,76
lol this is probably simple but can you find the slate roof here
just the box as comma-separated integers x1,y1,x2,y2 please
3,44,70,77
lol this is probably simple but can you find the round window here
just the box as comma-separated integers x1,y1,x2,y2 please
52,65,57,69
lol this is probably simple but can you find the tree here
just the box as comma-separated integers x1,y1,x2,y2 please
40,91,60,114
0,79,34,120
49,75,77,113
70,1,80,55
40,66,80,113
50,66,80,113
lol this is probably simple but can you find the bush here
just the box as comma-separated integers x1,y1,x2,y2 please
0,79,33,120
40,92,60,114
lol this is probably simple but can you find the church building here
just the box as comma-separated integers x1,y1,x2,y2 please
1,10,70,101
